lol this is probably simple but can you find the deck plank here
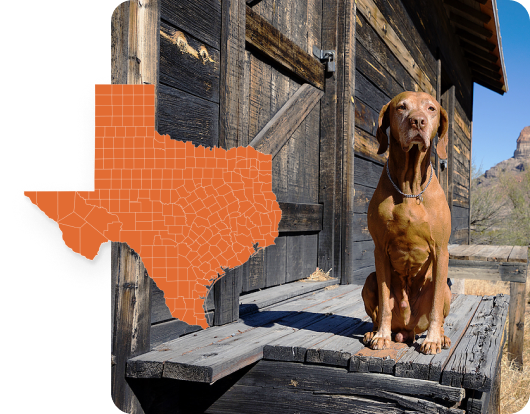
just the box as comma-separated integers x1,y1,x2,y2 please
239,278,339,316
441,295,509,392
304,310,372,367
127,285,361,382
484,245,514,262
394,294,482,381
448,244,478,259
508,246,529,263
263,295,366,362
466,245,497,261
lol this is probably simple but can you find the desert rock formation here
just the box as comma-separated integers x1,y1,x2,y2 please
514,126,530,159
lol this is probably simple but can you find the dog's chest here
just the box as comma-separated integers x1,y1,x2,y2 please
384,202,433,275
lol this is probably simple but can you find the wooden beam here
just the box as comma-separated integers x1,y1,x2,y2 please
317,0,340,277
448,260,527,283
245,6,325,89
219,0,246,149
456,29,496,51
444,0,491,23
111,243,152,413
450,13,493,38
248,84,324,158
508,280,526,368
469,62,501,80
462,42,498,62
465,51,500,72
278,202,323,233
356,0,435,96
472,71,505,91
340,0,357,285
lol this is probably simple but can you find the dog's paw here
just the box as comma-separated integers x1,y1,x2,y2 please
420,340,442,355
363,331,391,350
363,331,375,345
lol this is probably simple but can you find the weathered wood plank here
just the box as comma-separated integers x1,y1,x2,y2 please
245,6,325,89
228,360,466,405
339,0,358,285
372,0,437,84
264,236,286,287
305,319,372,367
317,0,339,275
484,245,515,262
219,0,246,149
508,246,529,263
159,21,220,103
150,319,202,349
248,84,323,158
508,280,526,367
448,244,478,260
207,383,421,414
355,38,406,99
239,278,339,316
161,0,221,50
214,268,240,326
277,202,323,233
159,285,365,382
150,278,173,324
158,84,219,146
127,285,360,381
263,290,366,362
111,242,152,413
441,295,509,391
356,0,435,95
395,294,482,381
354,155,383,189
448,260,527,283
350,341,410,374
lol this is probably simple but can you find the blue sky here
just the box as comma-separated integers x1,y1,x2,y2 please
472,0,530,172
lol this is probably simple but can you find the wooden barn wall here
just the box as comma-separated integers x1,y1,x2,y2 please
236,0,322,294
352,0,473,284
157,0,221,147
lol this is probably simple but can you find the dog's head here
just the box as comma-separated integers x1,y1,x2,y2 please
376,91,449,159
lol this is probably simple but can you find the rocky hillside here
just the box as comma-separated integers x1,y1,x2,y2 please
476,126,530,188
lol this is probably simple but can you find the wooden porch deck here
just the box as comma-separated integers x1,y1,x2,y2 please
127,280,509,413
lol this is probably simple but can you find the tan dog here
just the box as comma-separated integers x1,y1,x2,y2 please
361,91,452,355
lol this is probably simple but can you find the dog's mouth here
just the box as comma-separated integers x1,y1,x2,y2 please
402,134,429,153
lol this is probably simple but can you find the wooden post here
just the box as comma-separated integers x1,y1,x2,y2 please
111,243,152,412
340,0,357,284
508,279,526,368
110,0,159,411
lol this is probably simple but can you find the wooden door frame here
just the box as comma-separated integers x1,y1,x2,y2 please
318,0,357,284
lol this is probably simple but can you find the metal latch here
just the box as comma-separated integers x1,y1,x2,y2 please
313,46,336,72
440,159,448,171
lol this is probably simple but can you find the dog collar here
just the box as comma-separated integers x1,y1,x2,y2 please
385,161,433,204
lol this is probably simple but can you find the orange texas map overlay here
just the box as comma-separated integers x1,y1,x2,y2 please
25,84,281,328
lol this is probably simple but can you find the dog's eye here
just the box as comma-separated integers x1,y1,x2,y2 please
428,106,436,111
398,103,406,110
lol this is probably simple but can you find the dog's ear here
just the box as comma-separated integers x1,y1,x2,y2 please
436,106,449,159
376,101,391,154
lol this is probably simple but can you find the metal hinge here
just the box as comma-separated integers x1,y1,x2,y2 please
313,46,336,73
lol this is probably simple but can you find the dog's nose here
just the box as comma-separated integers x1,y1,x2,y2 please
409,116,426,130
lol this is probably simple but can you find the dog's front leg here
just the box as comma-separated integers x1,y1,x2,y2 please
420,245,449,355
369,247,393,350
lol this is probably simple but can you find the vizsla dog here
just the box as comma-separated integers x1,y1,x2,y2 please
361,91,451,355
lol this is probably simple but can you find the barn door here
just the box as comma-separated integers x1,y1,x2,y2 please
211,0,357,325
